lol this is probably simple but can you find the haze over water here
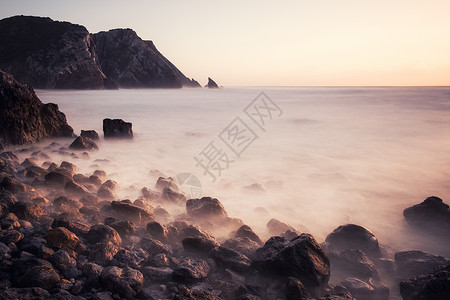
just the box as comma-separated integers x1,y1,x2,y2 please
35,87,450,257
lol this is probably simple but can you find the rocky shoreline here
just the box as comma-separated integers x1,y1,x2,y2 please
0,70,449,299
0,137,449,300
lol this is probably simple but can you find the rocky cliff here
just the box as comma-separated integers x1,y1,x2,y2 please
0,16,107,89
0,16,201,89
0,69,74,146
92,29,200,88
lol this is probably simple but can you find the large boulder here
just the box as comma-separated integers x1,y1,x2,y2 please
110,200,153,223
400,264,450,300
186,197,228,220
328,249,378,282
403,196,450,236
11,258,60,290
325,224,382,260
69,136,98,151
0,16,106,89
103,118,133,138
252,234,330,297
91,28,200,88
172,258,211,283
340,278,389,300
0,70,74,146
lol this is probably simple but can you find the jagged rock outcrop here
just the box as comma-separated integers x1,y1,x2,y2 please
91,29,200,88
0,69,74,146
206,77,219,88
0,16,109,89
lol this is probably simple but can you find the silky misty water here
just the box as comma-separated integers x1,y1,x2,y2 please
32,87,450,256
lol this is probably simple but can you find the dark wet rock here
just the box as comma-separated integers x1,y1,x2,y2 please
111,200,153,223
146,221,168,241
11,201,44,221
267,218,300,237
403,196,450,236
100,266,144,300
47,227,80,250
147,252,171,268
53,196,82,213
88,175,102,186
80,195,99,207
21,158,37,168
186,197,228,221
73,173,89,184
111,220,137,236
172,257,210,283
17,236,54,259
395,250,450,280
0,229,24,244
60,161,77,173
45,171,73,187
1,176,28,194
235,284,263,300
65,181,89,195
102,179,118,190
400,264,450,300
222,237,260,260
141,266,173,282
86,225,122,246
266,277,312,300
49,249,76,272
12,258,60,290
88,242,120,266
155,176,178,191
210,246,251,274
82,262,104,278
174,285,222,300
103,118,133,139
0,287,51,299
319,284,355,300
52,218,90,237
141,187,158,199
340,278,389,300
234,225,263,245
80,130,100,140
182,236,220,255
111,248,148,268
252,234,330,297
139,237,172,256
69,136,98,151
161,186,187,204
328,249,378,281
206,77,219,88
25,165,48,179
325,224,382,260
0,69,74,147
97,186,115,199
92,28,200,88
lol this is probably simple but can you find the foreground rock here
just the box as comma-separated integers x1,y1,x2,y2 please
100,266,144,299
325,224,382,260
0,70,74,146
103,118,133,138
0,16,107,89
252,234,330,297
69,136,98,151
92,28,200,88
400,264,450,300
403,196,450,236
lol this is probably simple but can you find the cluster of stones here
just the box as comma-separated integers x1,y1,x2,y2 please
0,140,449,299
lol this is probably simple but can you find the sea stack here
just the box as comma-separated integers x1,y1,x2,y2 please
206,77,219,88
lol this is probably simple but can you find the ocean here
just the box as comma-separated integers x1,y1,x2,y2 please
33,87,450,256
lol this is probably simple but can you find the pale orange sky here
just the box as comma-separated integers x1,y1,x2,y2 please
1,0,449,86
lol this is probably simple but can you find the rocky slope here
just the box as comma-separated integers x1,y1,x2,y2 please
92,29,200,88
0,69,74,147
0,16,201,89
0,16,107,89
